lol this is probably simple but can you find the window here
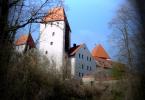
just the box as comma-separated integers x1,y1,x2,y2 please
57,22,59,26
82,55,83,59
79,72,81,77
90,57,91,61
45,51,48,54
82,64,84,69
90,67,91,71
52,32,55,36
50,22,53,27
82,73,84,77
87,66,89,70
50,42,53,45
87,56,88,61
79,54,80,58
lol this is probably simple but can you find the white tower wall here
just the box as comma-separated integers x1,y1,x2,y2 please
39,21,65,70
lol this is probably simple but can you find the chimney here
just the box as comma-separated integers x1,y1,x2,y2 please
73,43,76,47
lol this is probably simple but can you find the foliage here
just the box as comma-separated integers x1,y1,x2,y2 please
111,62,126,79
0,50,102,100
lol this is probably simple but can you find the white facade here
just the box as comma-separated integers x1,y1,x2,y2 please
39,21,70,71
16,44,26,53
70,44,97,79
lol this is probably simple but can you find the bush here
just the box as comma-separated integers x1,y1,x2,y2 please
2,50,101,100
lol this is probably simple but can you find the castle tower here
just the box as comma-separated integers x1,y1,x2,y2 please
39,7,71,71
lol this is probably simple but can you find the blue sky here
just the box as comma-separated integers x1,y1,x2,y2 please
64,0,125,59
18,0,125,60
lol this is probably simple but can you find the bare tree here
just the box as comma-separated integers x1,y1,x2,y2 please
0,0,63,98
0,0,63,47
109,1,145,100
109,2,139,71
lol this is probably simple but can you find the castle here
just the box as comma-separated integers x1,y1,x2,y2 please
15,7,112,80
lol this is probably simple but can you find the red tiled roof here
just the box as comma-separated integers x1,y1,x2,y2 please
15,35,28,45
43,7,65,22
69,44,83,56
95,57,112,68
43,7,71,32
15,34,35,48
92,44,110,59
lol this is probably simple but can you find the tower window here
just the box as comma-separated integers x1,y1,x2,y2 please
50,42,53,45
87,56,88,61
50,22,53,27
79,54,80,58
82,55,83,59
45,51,48,54
90,57,91,61
57,22,59,26
52,32,55,36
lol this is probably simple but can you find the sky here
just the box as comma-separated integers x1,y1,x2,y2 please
17,0,125,60
64,0,125,59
